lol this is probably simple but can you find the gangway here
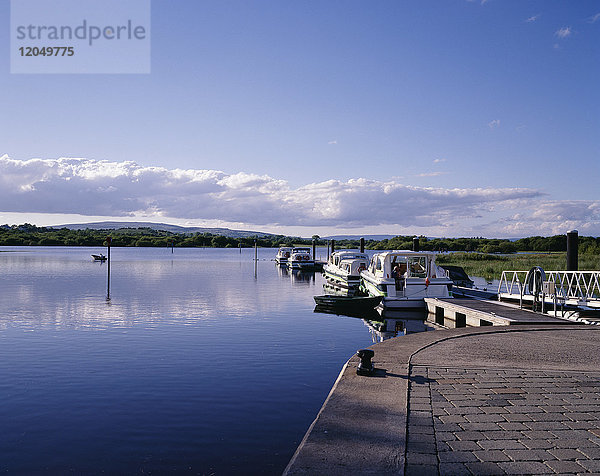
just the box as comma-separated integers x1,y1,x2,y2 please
498,269,600,316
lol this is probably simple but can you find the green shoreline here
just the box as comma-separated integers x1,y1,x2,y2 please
1,224,599,279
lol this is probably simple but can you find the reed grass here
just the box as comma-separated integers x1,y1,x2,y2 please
436,252,600,281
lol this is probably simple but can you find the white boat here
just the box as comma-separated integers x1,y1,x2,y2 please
323,250,370,294
360,250,453,310
287,247,315,270
275,246,293,265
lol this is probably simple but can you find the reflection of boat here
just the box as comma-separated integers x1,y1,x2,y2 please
364,318,433,342
313,294,381,312
313,304,382,320
360,250,453,311
92,254,107,261
291,269,315,284
322,251,369,295
275,247,292,265
287,247,315,270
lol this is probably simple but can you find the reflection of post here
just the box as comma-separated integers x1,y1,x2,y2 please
254,239,257,277
106,236,112,300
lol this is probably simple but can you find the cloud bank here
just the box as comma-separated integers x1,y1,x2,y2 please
1,155,598,236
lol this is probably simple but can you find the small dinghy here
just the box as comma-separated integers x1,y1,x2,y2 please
92,254,107,261
313,294,382,311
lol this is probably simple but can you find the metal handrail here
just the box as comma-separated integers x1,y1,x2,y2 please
499,270,600,302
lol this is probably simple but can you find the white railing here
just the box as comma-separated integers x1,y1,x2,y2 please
499,270,600,303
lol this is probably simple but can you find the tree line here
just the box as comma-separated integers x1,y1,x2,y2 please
0,224,599,254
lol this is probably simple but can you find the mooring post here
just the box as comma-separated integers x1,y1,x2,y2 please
413,237,419,252
360,237,365,253
567,230,578,271
254,239,257,277
312,239,316,261
331,239,335,254
106,236,112,300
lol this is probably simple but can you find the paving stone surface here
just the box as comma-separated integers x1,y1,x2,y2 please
406,365,600,475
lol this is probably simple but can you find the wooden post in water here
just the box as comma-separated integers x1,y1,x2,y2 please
106,236,112,300
412,237,420,252
360,237,365,253
254,239,257,277
312,239,316,262
331,239,335,254
567,230,578,271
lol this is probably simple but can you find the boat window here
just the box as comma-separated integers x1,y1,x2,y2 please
376,258,382,271
407,256,427,278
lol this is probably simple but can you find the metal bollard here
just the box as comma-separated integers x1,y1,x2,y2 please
356,349,375,376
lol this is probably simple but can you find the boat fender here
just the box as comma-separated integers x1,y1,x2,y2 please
425,277,430,287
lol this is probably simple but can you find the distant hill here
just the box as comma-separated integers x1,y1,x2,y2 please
53,221,277,238
323,234,396,240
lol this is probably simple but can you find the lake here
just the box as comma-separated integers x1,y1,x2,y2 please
0,246,423,474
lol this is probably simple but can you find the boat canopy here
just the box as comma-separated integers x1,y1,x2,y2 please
368,250,445,279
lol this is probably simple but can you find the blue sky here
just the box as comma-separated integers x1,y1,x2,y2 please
1,0,599,237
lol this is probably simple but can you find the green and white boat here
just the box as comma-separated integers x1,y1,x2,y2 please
360,250,453,310
287,247,315,270
323,250,370,295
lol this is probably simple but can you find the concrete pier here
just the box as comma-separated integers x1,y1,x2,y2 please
285,325,600,475
425,298,578,328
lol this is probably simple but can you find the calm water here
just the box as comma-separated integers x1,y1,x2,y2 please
0,246,414,474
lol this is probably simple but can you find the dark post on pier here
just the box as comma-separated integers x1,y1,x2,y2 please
567,230,578,271
312,240,316,261
106,236,112,300
331,239,335,254
360,237,365,253
413,237,419,252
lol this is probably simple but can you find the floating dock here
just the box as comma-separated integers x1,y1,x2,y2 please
425,297,580,328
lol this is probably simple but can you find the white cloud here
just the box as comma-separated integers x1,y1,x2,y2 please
1,155,597,236
555,26,571,39
416,172,448,177
526,14,540,23
327,140,337,145
491,201,600,237
488,119,501,129
0,155,539,227
433,158,446,164
588,13,600,23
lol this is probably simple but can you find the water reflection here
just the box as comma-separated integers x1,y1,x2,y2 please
0,247,321,330
0,247,381,475
313,303,432,343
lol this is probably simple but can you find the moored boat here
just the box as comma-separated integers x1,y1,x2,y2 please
287,247,315,270
314,294,382,310
275,246,293,265
360,250,453,311
322,250,370,295
92,254,107,261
